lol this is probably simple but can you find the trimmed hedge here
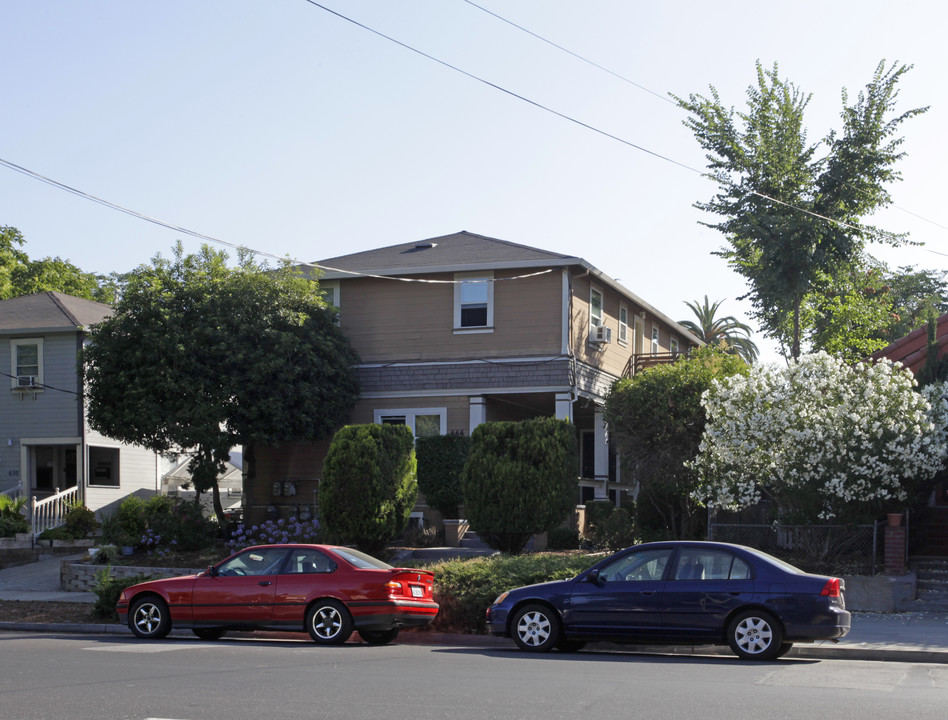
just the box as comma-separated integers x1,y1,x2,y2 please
461,417,578,554
319,423,417,555
416,434,471,519
423,553,599,633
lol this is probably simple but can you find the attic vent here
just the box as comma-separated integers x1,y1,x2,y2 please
414,242,437,250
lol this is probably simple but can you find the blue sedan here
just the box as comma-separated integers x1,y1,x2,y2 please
486,541,851,660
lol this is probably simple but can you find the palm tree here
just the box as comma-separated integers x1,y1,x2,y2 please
679,296,759,364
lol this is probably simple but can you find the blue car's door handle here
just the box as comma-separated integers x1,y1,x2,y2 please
258,581,272,586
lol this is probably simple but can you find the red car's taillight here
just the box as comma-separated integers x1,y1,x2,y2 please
820,578,841,597
385,581,403,597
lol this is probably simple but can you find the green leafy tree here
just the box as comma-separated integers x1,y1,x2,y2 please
416,434,471,519
605,347,749,539
1,225,115,302
83,243,359,524
679,296,758,363
883,266,948,342
675,61,926,359
691,352,948,525
801,262,895,362
318,424,417,555
461,417,577,555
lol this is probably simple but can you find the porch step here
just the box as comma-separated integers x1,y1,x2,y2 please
911,557,948,611
459,532,491,550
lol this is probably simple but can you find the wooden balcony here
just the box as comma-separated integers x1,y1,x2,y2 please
625,351,685,377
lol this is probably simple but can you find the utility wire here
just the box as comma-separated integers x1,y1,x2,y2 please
0,157,552,285
301,1,920,244
461,0,676,106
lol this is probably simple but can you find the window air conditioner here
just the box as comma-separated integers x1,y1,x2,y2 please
591,326,612,344
16,375,35,388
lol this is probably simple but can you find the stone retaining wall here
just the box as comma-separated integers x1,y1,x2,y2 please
61,561,203,592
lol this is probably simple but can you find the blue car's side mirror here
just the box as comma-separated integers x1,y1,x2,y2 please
587,568,604,586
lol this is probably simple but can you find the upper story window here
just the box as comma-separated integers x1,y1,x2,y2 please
651,326,660,355
589,287,603,329
10,338,43,390
454,273,493,332
670,337,680,355
618,304,629,345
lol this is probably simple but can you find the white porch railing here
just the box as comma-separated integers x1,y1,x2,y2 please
1,486,20,499
31,486,81,537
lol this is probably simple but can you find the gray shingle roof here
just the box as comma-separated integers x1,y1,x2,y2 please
0,291,113,333
313,231,581,278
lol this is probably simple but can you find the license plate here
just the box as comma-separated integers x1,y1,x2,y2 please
410,585,424,598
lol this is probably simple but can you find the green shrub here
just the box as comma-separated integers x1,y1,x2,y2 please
92,568,156,621
102,496,217,553
0,495,29,537
115,495,148,542
424,553,599,633
63,504,99,539
461,417,578,554
416,434,471,519
583,500,637,551
144,498,217,552
546,526,580,550
319,424,417,555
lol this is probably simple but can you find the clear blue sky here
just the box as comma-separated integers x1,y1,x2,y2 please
3,1,946,362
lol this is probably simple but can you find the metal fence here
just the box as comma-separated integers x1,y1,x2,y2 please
708,521,882,575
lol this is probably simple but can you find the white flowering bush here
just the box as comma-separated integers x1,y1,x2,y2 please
691,352,948,523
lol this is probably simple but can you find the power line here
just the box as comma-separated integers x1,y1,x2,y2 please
0,157,552,285
301,1,929,248
461,0,676,106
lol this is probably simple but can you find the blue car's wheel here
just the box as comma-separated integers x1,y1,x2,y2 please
727,610,783,661
512,604,560,652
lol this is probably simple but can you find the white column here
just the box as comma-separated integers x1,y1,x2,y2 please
555,392,573,422
593,407,609,500
469,396,487,435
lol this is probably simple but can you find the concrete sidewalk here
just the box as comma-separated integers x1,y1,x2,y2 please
2,555,948,663
0,553,96,602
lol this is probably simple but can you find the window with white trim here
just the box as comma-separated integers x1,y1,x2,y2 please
454,273,493,331
590,287,603,329
670,337,680,355
374,408,446,439
651,326,660,355
320,281,340,324
618,304,629,345
10,338,43,390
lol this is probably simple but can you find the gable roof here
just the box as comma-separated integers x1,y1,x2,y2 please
310,231,703,346
0,291,113,334
870,312,948,375
315,231,579,277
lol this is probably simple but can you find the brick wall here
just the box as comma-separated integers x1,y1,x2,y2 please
884,526,907,575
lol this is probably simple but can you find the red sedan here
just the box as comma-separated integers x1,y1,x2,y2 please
116,544,438,645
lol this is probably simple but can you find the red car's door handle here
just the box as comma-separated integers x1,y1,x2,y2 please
258,581,271,586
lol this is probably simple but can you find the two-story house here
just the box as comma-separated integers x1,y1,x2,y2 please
251,231,702,526
0,291,164,520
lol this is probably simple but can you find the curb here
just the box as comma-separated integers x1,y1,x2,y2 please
2,623,946,663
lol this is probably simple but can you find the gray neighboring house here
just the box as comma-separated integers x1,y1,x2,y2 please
0,291,165,518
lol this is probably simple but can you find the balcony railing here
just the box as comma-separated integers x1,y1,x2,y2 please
625,351,685,376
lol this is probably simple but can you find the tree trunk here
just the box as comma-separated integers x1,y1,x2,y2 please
242,441,255,521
